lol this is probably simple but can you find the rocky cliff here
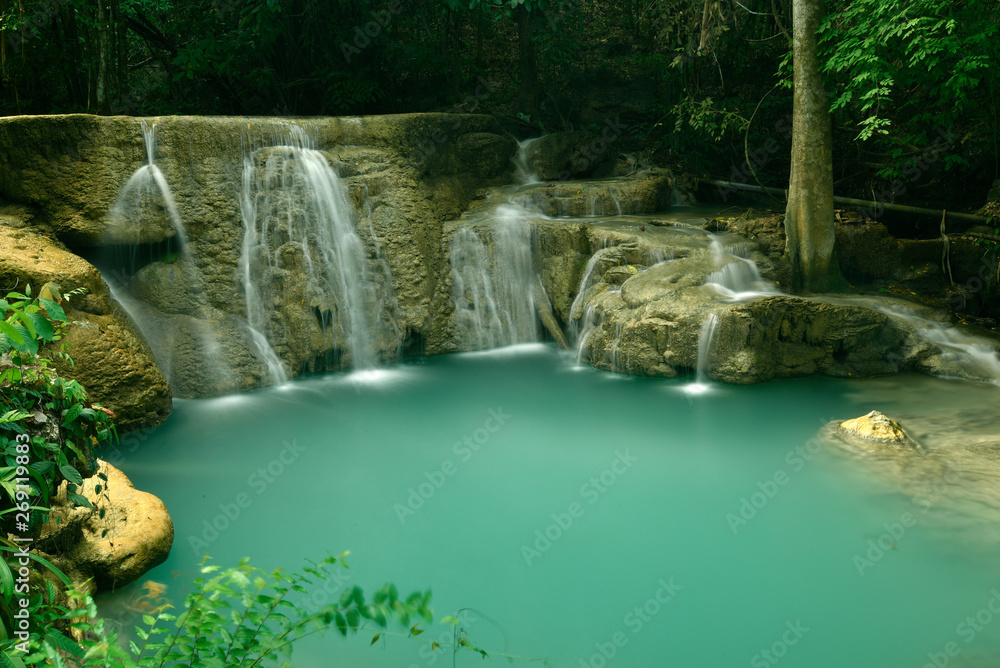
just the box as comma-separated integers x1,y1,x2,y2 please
1,114,997,430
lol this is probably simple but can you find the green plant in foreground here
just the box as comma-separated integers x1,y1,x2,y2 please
0,285,118,645
0,284,117,532
0,285,116,527
1,554,438,667
1,553,550,667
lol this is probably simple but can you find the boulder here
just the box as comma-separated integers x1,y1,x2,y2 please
839,410,909,443
524,131,616,180
0,219,172,431
42,461,173,592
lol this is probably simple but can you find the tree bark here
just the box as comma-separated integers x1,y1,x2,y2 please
784,0,845,292
514,4,539,121
95,0,111,114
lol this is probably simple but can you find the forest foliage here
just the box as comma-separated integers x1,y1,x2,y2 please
0,0,998,209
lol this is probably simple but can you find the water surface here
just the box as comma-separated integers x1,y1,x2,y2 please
98,345,1000,667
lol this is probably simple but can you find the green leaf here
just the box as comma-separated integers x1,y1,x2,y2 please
66,492,93,509
0,320,23,345
346,607,360,631
44,629,85,658
62,403,84,426
59,465,84,486
39,298,66,322
24,312,55,342
12,309,36,340
0,650,27,668
0,558,14,603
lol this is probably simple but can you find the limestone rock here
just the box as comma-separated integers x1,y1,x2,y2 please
0,222,172,431
839,411,910,443
509,172,672,217
56,461,173,591
524,131,615,180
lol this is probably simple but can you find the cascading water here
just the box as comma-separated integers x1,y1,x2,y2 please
450,204,538,349
648,248,674,266
450,227,506,350
238,156,288,385
575,304,599,364
568,245,613,344
704,234,779,302
878,306,1000,383
107,121,186,250
696,313,720,384
103,121,241,394
684,312,720,394
240,126,395,372
512,138,542,185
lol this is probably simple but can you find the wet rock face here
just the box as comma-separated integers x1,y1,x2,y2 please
0,219,171,430
564,219,1000,384
3,114,998,411
0,114,517,402
509,172,672,217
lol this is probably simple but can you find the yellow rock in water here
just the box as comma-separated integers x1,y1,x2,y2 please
840,410,907,443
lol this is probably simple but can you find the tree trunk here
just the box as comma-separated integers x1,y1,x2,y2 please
784,0,845,292
95,0,111,114
514,4,539,120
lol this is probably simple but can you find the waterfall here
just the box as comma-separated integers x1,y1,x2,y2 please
103,121,245,394
695,313,720,384
513,137,542,185
240,126,393,371
107,120,186,249
450,228,506,350
492,205,538,342
922,327,1000,381
879,306,1000,383
648,249,674,266
238,155,288,385
682,313,720,395
575,304,599,364
568,245,613,343
704,234,779,302
450,205,539,350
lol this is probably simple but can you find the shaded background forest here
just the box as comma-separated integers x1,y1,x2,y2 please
1,0,998,214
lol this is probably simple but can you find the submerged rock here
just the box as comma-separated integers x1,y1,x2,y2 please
819,382,1000,542
839,410,910,444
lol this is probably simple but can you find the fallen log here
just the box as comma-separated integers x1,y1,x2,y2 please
701,179,989,226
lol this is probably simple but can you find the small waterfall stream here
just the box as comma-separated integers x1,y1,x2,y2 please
683,312,720,394
568,245,613,344
704,234,779,301
879,306,1000,383
450,204,538,349
238,155,288,384
103,121,242,394
512,137,542,184
239,126,396,371
107,121,186,246
695,313,720,384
